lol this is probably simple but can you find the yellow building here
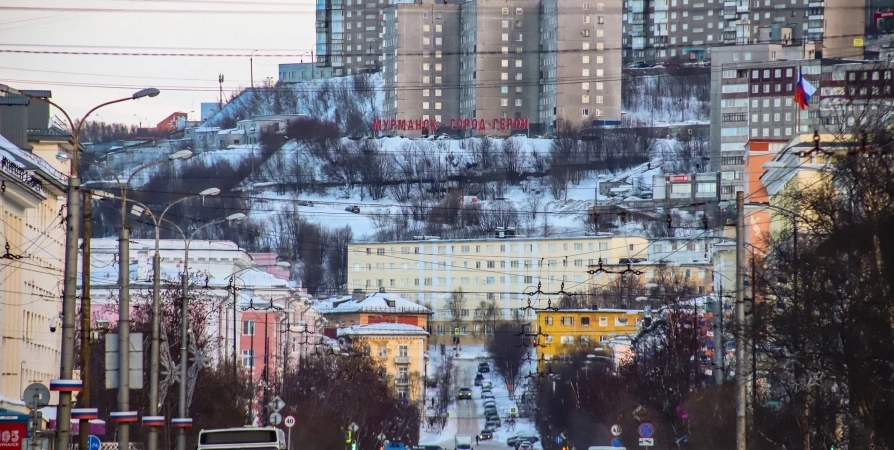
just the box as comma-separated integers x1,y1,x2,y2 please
347,234,649,344
337,323,428,402
536,308,644,370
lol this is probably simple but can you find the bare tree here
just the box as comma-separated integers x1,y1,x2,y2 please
486,322,528,398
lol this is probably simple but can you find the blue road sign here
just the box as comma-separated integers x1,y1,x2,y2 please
610,437,622,448
638,423,654,439
88,435,101,450
555,436,564,444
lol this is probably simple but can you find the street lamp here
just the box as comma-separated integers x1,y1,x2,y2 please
86,151,191,450
127,187,220,450
0,83,161,450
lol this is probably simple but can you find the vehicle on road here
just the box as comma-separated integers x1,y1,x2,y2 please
482,390,494,399
457,387,472,399
411,446,444,450
297,200,314,207
518,441,533,450
482,381,493,390
345,205,360,214
478,429,494,440
455,435,473,450
474,373,484,386
478,362,490,373
507,436,540,447
485,419,501,430
198,427,286,450
483,400,496,408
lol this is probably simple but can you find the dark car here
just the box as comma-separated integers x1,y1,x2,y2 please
507,436,540,447
457,387,472,400
298,200,314,207
478,362,490,373
474,373,484,386
478,429,494,440
345,205,360,214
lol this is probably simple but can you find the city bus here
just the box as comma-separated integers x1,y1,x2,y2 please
197,427,287,450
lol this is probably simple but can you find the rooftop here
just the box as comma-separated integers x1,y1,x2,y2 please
542,308,645,315
337,323,429,337
315,291,432,315
349,233,631,245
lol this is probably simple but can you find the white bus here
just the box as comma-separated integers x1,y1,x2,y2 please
197,428,287,450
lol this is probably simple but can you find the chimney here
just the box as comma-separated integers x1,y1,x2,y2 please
378,286,386,293
591,304,599,311
352,288,365,301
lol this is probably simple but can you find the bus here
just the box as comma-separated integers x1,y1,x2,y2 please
197,428,287,450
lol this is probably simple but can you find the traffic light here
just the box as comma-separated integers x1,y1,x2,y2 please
345,431,352,443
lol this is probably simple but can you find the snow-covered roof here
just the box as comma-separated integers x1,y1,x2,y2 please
315,291,431,315
88,239,244,252
79,263,290,289
217,129,245,135
557,308,645,315
337,323,429,337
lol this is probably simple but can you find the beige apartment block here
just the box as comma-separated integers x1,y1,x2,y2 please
539,0,623,132
346,234,649,343
383,2,462,136
459,0,541,136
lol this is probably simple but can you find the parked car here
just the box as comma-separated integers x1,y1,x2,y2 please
483,400,497,407
481,390,494,399
474,373,484,386
478,362,490,373
457,387,472,400
507,436,540,447
345,205,360,214
518,441,533,450
483,381,493,390
298,200,314,207
478,430,494,440
485,419,501,429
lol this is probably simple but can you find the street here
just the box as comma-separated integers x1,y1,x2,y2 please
455,358,504,449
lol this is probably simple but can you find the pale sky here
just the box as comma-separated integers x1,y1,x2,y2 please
0,0,316,126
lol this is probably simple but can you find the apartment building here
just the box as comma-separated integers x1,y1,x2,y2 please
459,0,541,136
536,308,643,370
709,43,879,198
539,0,624,133
278,62,334,83
382,3,462,135
623,0,865,64
346,235,649,341
315,0,390,76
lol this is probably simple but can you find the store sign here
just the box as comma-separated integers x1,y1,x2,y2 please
373,117,529,132
0,422,25,450
670,175,690,183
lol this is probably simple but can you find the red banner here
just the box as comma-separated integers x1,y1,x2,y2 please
373,117,529,132
0,422,26,450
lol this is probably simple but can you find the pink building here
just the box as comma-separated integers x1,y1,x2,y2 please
249,253,291,282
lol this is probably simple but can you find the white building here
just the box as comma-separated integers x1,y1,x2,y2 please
77,239,296,364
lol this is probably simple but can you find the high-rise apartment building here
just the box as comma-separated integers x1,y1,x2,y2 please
383,3,462,133
539,0,623,133
315,0,395,76
623,0,866,64
459,0,541,135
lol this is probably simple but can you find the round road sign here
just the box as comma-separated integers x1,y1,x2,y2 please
284,415,296,428
23,383,50,409
638,423,654,439
269,412,283,426
610,424,622,437
610,437,622,448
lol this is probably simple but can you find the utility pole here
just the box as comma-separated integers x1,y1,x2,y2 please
79,191,92,450
148,246,161,450
118,224,131,450
218,74,225,112
735,190,747,450
713,286,724,385
178,271,189,450
751,256,757,407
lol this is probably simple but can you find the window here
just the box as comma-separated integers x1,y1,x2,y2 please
597,15,604,23
615,317,629,326
502,59,509,68
398,344,409,357
561,316,574,326
502,7,509,14
582,108,589,116
584,15,591,23
502,20,509,28
599,317,608,326
581,317,591,326
241,350,254,368
515,7,523,14
545,316,554,325
515,99,522,106
423,24,430,32
582,95,590,104
582,55,590,64
242,320,255,336
560,336,574,345
502,33,509,42
501,46,509,54
582,82,589,90
515,59,522,68
501,98,509,107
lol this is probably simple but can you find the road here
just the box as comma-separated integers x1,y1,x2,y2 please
455,358,505,449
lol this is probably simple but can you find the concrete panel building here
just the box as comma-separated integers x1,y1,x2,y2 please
383,2,462,135
460,0,541,136
539,0,623,133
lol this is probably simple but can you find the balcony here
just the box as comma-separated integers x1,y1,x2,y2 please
395,356,411,364
808,0,823,6
395,377,410,386
723,8,736,19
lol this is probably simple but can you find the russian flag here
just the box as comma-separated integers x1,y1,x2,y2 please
794,67,817,110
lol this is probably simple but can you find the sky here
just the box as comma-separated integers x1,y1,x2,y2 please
0,0,316,126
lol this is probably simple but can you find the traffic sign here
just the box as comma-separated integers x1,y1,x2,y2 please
611,424,622,436
610,437,622,448
23,383,50,409
88,435,101,450
638,423,654,439
348,422,359,433
269,396,286,413
284,416,296,428
555,436,563,444
269,413,283,426
638,438,654,447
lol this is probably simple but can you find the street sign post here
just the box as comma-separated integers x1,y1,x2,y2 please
87,435,101,450
22,384,50,410
283,416,295,450
611,425,622,437
638,438,654,447
610,437,622,448
268,413,282,426
269,397,285,413
637,423,654,439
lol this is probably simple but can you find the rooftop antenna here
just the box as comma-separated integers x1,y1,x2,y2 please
218,74,225,113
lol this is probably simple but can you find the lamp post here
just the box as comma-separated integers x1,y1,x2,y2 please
127,187,220,450
87,149,193,450
0,84,161,450
177,213,246,450
250,50,259,88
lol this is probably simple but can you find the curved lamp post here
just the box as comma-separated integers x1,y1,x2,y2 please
0,84,160,450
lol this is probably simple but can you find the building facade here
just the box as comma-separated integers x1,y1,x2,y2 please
337,323,428,401
346,235,650,342
382,3,463,135
278,62,335,83
539,0,623,133
536,308,643,370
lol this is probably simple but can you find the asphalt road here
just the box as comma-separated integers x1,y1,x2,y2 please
455,358,505,450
